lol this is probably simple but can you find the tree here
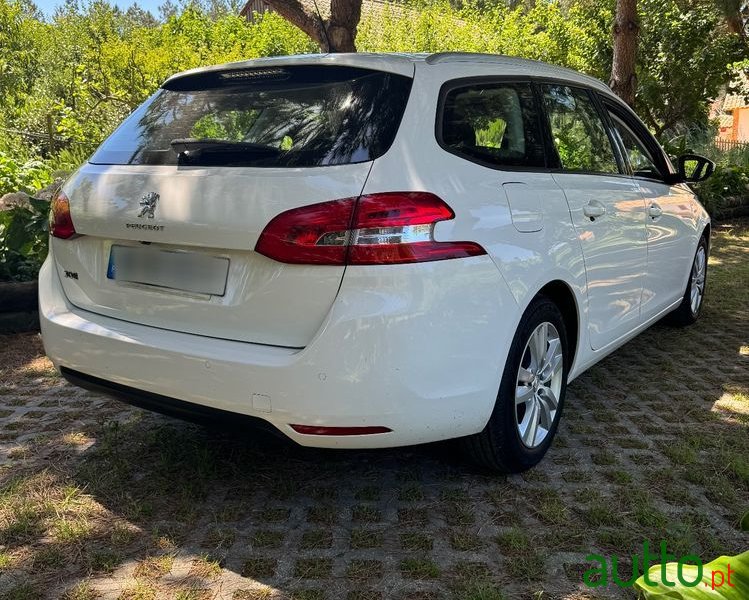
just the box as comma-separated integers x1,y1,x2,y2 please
263,0,363,51
713,0,746,38
610,0,639,106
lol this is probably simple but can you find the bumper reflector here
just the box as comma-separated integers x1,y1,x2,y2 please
290,424,392,436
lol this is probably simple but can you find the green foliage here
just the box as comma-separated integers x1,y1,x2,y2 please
695,164,749,215
660,129,749,216
635,0,745,135
0,197,49,282
0,0,746,234
357,0,601,70
358,0,746,136
0,152,52,196
0,0,745,165
191,110,260,140
635,550,749,599
0,2,315,159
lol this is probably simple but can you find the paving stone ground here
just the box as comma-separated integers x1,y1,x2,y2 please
0,221,747,600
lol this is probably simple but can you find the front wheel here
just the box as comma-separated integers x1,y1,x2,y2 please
664,235,708,327
462,296,569,473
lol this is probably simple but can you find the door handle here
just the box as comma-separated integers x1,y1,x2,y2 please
583,200,606,220
648,203,663,219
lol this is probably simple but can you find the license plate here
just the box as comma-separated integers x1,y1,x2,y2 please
107,245,229,296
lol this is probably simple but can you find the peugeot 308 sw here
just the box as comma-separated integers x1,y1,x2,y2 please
40,52,714,472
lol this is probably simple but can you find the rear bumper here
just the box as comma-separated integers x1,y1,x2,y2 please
60,366,286,439
39,250,518,448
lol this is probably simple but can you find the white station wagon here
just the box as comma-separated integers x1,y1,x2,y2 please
40,52,714,472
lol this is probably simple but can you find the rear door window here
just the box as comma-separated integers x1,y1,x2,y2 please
541,84,620,174
89,65,413,168
438,82,546,169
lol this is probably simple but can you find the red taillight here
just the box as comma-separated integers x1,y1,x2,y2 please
50,191,76,239
255,198,355,265
290,424,392,436
255,192,486,265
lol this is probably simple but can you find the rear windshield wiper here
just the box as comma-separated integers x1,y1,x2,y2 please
170,138,281,162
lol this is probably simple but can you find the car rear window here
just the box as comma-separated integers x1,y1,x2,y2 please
89,65,413,168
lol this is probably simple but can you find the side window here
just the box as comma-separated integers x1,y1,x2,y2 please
606,110,663,180
440,82,546,168
542,84,620,174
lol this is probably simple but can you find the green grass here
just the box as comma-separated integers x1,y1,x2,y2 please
241,557,276,579
398,485,424,502
400,558,441,579
32,545,66,569
133,554,174,579
251,530,284,548
450,531,485,551
346,559,383,580
300,529,333,550
0,583,40,600
400,532,433,551
398,508,429,527
351,504,381,523
293,558,333,579
350,528,383,549
307,505,337,525
88,549,121,573
189,555,222,579
61,582,98,600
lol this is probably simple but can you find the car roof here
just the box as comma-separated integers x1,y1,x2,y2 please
163,52,613,97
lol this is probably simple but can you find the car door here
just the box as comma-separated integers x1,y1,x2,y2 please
602,100,698,318
540,83,648,351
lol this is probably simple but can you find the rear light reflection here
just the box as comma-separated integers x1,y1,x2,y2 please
290,424,392,436
255,192,486,265
50,191,77,239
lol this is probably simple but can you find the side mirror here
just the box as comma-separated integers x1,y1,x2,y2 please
677,154,715,183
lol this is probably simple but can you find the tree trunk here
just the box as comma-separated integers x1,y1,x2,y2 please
263,0,362,52
715,0,746,39
327,0,361,52
610,0,639,107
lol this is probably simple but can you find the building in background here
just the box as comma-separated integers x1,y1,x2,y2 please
713,74,749,144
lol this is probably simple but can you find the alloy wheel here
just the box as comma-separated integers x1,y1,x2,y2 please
690,246,706,315
515,322,564,448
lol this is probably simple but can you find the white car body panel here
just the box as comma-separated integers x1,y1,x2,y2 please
40,52,710,448
41,252,515,447
639,180,704,319
55,159,372,347
553,172,648,350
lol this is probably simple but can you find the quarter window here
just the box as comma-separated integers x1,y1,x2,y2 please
607,111,662,180
542,85,619,174
440,82,546,168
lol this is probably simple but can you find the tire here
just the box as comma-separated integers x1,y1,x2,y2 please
664,235,708,327
462,296,569,473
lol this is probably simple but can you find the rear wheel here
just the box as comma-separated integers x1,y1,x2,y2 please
664,235,708,327
463,296,569,473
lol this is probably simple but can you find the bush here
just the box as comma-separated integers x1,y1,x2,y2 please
694,165,749,217
0,152,53,196
0,197,49,282
662,130,749,218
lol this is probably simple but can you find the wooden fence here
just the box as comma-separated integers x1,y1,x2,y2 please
715,139,749,153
